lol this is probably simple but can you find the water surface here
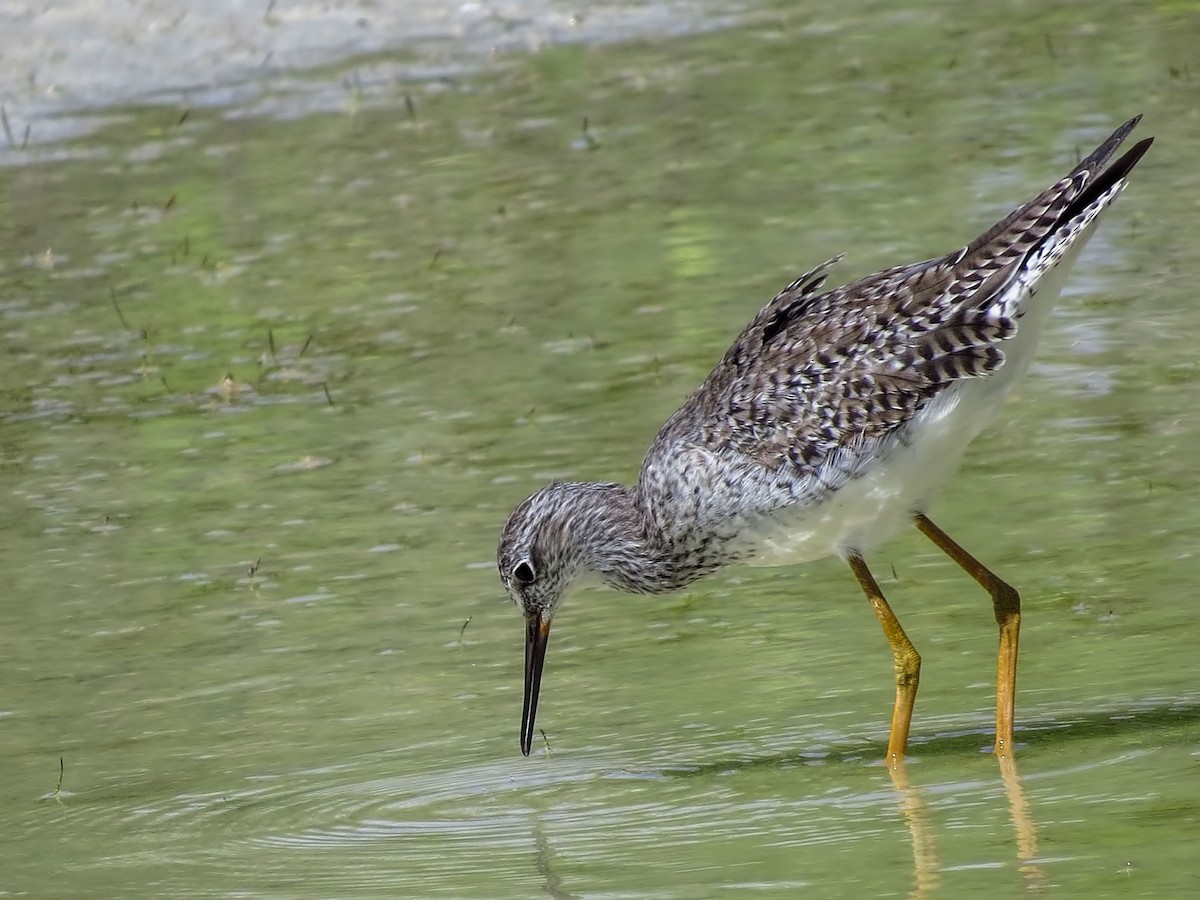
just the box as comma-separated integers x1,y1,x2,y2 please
2,0,1198,896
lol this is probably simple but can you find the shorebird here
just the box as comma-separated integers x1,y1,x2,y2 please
498,116,1152,763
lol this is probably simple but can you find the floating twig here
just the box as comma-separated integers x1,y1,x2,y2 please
0,105,13,147
580,116,599,150
110,287,132,332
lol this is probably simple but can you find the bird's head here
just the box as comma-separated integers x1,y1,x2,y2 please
497,483,585,618
498,481,638,756
497,483,588,756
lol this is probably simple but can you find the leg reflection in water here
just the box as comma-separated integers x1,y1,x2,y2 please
889,753,1045,897
889,761,939,899
999,753,1046,892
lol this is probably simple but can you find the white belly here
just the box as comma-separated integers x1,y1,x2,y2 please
747,383,984,565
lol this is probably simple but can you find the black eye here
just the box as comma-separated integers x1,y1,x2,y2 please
512,560,535,585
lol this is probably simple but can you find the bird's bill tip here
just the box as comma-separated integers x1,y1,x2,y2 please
520,613,552,756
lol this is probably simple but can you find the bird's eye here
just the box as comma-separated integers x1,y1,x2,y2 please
512,560,535,585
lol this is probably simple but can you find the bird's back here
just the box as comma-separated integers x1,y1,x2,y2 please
638,118,1152,563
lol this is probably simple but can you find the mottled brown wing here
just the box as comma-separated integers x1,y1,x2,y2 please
680,116,1149,476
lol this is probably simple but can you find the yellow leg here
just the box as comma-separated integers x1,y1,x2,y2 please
849,554,921,765
914,513,1020,757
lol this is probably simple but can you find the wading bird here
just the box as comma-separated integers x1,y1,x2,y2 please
498,116,1152,762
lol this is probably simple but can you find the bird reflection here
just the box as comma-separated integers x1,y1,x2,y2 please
998,753,1046,892
889,752,1046,896
889,761,940,899
533,819,578,900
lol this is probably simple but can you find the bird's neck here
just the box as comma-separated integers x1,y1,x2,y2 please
566,482,714,595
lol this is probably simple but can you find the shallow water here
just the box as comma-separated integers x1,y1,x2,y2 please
2,0,1199,896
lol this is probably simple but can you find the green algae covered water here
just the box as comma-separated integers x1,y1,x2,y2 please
1,1,1198,895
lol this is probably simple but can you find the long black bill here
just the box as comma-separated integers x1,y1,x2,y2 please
521,613,552,756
